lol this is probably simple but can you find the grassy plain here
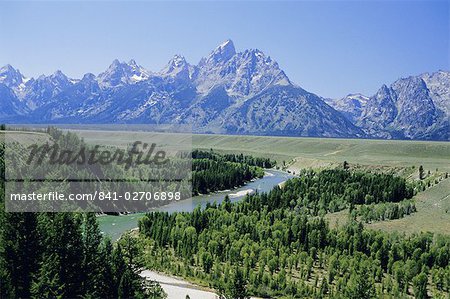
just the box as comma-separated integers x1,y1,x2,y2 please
7,130,447,172
192,134,450,173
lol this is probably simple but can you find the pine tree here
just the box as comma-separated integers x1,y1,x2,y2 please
226,267,248,299
118,267,135,299
223,195,232,213
33,213,84,298
112,245,127,296
343,161,349,170
413,272,428,299
346,266,376,299
97,237,115,298
82,213,104,297
1,212,40,299
419,165,425,180
320,277,329,295
30,253,64,299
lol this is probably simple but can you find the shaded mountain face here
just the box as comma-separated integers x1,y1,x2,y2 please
324,72,449,140
0,83,28,118
356,75,449,140
206,85,363,137
0,41,448,140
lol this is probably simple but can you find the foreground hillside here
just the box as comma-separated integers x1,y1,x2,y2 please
137,169,450,298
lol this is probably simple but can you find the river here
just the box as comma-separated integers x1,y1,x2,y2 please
98,169,293,299
98,169,293,240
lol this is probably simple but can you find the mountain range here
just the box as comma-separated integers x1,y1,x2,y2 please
0,40,448,140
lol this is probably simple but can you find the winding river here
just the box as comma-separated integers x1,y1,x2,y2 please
99,169,293,240
98,169,293,299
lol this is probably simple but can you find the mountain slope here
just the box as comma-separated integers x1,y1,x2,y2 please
194,85,363,137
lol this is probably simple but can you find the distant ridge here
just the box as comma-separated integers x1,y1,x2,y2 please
0,41,448,140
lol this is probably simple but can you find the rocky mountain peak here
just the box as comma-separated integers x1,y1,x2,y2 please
195,41,290,96
201,39,236,66
48,70,70,84
97,59,150,88
0,64,25,88
159,55,193,80
82,73,96,81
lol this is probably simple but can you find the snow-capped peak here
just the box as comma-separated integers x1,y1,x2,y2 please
0,64,26,88
97,59,150,88
218,39,235,51
164,54,187,69
49,70,70,82
201,39,236,65
159,55,194,80
128,59,138,67
346,93,369,102
0,64,16,73
193,41,291,95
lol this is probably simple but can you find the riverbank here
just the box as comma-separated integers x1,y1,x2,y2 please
140,270,218,299
140,270,263,299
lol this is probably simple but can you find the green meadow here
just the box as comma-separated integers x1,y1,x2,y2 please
192,134,450,172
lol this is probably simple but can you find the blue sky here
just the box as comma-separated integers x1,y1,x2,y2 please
0,1,448,98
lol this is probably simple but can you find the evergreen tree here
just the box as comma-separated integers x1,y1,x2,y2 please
1,212,40,299
419,165,425,180
345,265,376,298
413,272,428,299
320,277,329,295
82,213,105,297
97,237,116,298
30,253,64,299
225,267,248,299
118,267,135,299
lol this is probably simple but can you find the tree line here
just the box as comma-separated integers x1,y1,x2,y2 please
192,149,274,195
192,150,276,168
243,168,415,216
192,158,263,195
355,199,416,223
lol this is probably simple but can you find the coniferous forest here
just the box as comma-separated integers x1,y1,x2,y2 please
0,143,167,298
138,170,450,298
0,131,270,299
